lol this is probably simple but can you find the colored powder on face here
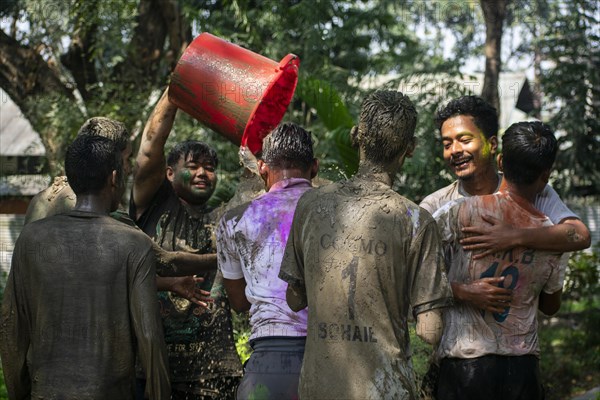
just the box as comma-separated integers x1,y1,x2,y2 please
180,169,192,183
480,136,493,159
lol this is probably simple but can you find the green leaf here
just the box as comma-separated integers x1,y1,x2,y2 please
296,77,355,131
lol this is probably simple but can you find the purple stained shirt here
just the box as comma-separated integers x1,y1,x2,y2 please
217,178,312,340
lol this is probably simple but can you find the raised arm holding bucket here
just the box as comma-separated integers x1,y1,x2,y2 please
130,33,300,400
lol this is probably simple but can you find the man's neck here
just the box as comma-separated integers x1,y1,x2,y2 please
180,198,208,216
266,168,311,191
460,168,500,196
355,163,393,187
503,180,538,204
73,195,112,215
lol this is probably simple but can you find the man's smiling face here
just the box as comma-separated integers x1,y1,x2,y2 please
441,115,497,182
168,154,217,205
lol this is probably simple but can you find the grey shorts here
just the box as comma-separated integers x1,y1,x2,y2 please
236,336,306,400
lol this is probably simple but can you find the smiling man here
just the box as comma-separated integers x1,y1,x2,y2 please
130,88,242,399
419,95,590,399
421,96,590,267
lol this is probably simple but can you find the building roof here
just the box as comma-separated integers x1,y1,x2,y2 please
0,174,50,196
0,88,46,156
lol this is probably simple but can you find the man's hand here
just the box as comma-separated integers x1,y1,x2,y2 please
158,276,213,309
451,277,512,313
460,215,519,259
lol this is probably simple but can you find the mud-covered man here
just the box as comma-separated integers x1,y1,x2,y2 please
433,121,571,399
24,117,216,301
130,89,242,399
279,90,454,399
1,134,170,399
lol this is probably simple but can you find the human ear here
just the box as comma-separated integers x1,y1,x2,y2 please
310,159,319,179
166,166,175,182
111,170,118,187
257,160,268,179
490,136,499,154
497,154,503,171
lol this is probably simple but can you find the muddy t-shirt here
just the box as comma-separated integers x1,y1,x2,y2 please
130,179,242,383
420,174,578,224
434,191,564,359
0,211,170,399
279,178,453,400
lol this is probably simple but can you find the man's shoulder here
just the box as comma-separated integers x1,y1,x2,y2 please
420,180,460,214
297,182,334,202
220,200,253,224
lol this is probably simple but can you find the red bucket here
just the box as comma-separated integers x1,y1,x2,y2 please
169,33,300,154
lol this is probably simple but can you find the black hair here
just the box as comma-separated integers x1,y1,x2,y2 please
435,96,499,139
355,90,417,164
502,121,558,185
76,117,129,152
65,135,123,195
261,122,314,170
167,140,219,168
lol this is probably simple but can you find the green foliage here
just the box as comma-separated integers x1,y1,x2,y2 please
539,309,600,399
295,77,358,179
0,371,6,400
231,310,252,364
563,246,600,306
537,0,600,196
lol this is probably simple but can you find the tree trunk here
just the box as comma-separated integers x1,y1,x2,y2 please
0,0,190,176
480,0,510,121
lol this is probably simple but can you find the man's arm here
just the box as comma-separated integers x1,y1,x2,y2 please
461,215,591,259
130,249,171,399
0,251,31,399
154,245,218,276
416,310,443,345
223,278,251,312
132,88,178,219
538,289,562,316
156,276,212,308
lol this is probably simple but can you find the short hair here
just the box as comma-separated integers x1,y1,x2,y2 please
167,140,218,168
355,90,417,164
435,96,498,139
77,117,129,152
65,135,123,195
502,121,558,185
261,122,314,170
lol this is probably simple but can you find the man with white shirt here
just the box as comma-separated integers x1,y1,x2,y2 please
420,95,590,312
433,121,570,399
217,122,318,399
